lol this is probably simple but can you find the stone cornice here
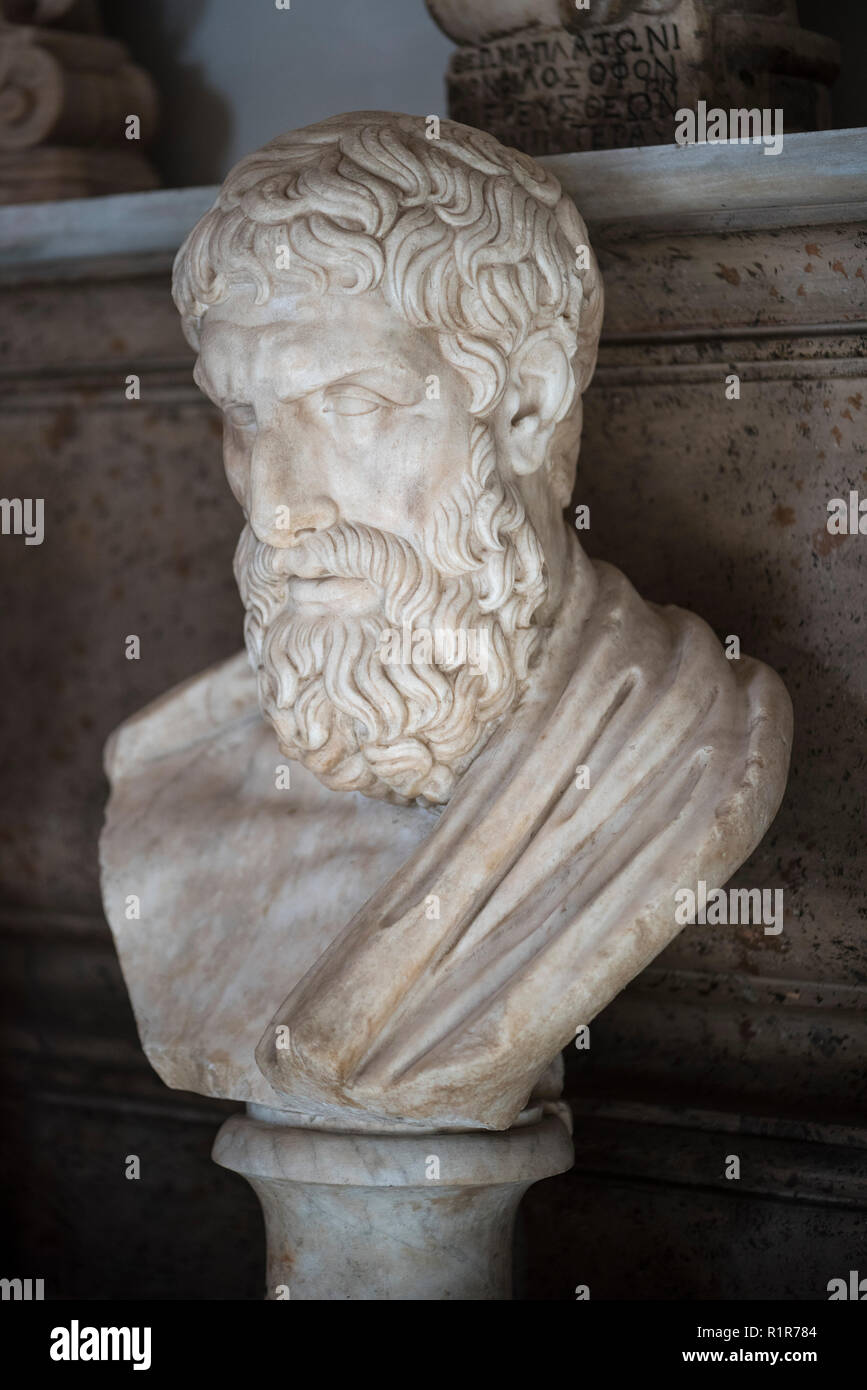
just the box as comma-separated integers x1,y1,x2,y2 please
0,129,864,282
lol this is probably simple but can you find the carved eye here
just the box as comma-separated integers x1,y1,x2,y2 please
225,403,257,430
322,390,386,417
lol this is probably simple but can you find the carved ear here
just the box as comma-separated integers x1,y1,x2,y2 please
501,327,576,477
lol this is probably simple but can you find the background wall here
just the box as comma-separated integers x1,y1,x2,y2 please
105,0,453,187
103,0,867,187
799,0,867,132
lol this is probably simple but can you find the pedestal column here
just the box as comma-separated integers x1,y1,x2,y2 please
213,1109,573,1301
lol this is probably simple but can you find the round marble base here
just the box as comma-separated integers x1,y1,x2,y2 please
213,1109,574,1300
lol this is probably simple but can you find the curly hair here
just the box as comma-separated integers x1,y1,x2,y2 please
172,110,603,504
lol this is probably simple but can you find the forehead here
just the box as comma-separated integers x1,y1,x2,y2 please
197,283,437,395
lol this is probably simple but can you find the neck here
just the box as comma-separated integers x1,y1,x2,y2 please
538,521,596,629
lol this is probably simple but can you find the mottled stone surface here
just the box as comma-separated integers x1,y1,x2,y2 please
522,1136,867,1299
578,225,866,1001
0,294,238,912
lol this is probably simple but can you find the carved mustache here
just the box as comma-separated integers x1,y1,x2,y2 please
235,521,448,632
238,520,423,580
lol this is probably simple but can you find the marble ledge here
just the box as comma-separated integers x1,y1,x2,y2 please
0,128,864,283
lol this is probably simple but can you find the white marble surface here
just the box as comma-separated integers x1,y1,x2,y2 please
213,1109,574,1300
100,111,792,1133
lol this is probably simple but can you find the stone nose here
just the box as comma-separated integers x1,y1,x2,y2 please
251,494,340,548
248,428,339,546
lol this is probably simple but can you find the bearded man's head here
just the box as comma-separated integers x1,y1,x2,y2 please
172,112,603,806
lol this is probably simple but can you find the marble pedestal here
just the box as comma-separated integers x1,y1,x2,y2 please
213,1109,574,1301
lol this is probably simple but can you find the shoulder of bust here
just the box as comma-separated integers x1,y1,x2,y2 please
103,651,259,784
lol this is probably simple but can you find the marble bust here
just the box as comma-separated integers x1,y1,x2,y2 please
100,111,792,1135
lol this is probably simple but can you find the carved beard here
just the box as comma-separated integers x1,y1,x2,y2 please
235,423,548,805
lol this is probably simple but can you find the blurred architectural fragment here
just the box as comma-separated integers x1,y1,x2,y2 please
0,0,159,202
427,0,840,154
